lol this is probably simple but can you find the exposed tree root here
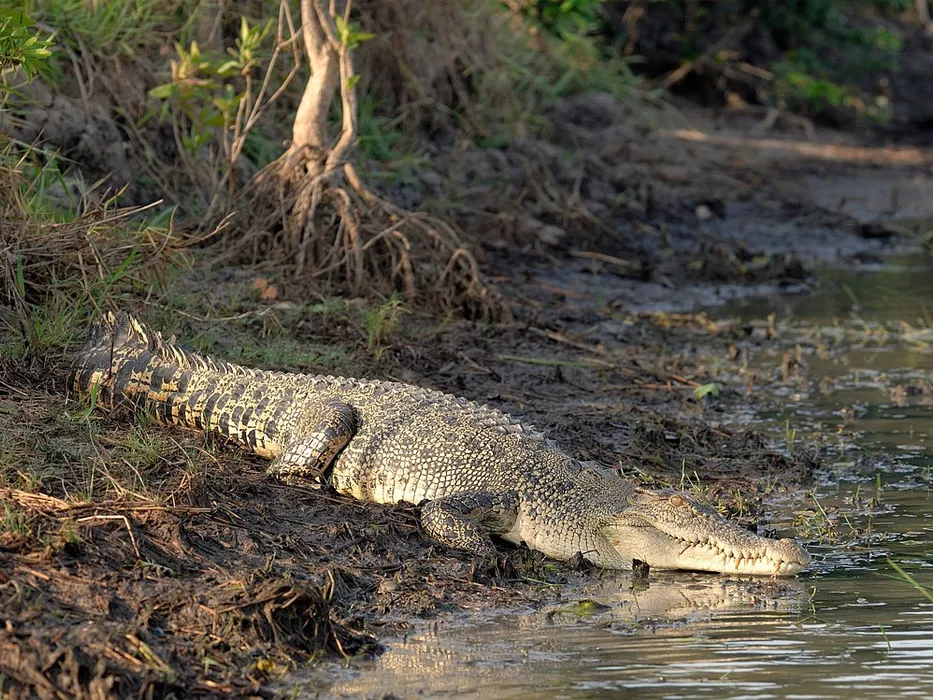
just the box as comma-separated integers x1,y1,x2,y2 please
237,158,506,320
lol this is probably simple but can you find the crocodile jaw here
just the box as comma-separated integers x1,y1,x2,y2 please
600,489,811,576
605,525,811,575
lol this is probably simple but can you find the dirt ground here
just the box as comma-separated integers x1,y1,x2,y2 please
3,89,933,696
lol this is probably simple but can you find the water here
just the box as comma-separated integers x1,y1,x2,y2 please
306,264,933,699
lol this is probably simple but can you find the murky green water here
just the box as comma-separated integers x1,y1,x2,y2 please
306,264,933,699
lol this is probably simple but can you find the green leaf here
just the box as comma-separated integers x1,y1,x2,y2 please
334,15,349,45
204,112,226,128
0,9,33,27
693,382,723,400
148,83,177,99
216,60,240,76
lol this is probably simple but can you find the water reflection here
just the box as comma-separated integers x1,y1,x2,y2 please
311,551,933,698
322,575,812,699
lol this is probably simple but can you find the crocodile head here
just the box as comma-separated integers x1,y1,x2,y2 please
600,488,810,576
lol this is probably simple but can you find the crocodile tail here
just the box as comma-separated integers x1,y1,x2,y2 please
71,311,255,407
69,311,148,402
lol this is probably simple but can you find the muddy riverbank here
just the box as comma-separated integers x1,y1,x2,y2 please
299,262,933,699
3,100,933,695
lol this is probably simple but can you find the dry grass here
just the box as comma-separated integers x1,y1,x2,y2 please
354,0,500,136
0,147,198,355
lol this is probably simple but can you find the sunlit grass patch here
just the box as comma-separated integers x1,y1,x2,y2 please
26,0,189,59
362,293,407,354
0,385,225,509
0,141,190,356
1,501,31,535
227,335,358,376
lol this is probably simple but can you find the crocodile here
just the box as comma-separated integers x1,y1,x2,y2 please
69,312,810,576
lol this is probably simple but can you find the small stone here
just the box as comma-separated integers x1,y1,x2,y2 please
378,578,400,595
695,204,713,221
517,215,566,246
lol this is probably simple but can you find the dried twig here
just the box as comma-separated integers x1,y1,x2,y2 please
76,514,142,559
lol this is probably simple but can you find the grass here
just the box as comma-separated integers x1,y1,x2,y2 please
1,503,31,535
0,135,203,507
887,558,933,604
793,487,885,544
1,142,189,358
26,0,189,59
362,293,407,354
795,491,840,541
356,96,430,188
0,378,236,508
480,16,650,133
228,336,357,375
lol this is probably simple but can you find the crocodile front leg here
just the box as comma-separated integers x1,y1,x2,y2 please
420,491,520,559
267,397,358,486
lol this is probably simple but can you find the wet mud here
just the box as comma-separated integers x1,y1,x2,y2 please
0,258,836,697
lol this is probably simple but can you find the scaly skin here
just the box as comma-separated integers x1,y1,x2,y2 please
69,312,811,576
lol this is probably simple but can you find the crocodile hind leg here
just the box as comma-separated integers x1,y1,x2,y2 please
420,491,520,559
267,398,358,486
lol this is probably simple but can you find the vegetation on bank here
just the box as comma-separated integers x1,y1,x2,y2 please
595,0,916,124
0,0,924,552
2,0,924,331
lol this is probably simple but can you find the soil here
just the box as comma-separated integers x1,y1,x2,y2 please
4,83,933,698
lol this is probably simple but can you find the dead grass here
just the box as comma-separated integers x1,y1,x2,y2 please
0,147,197,357
354,0,500,136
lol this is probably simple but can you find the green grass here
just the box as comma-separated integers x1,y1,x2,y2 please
26,0,190,58
1,503,30,535
9,149,75,221
229,336,357,375
356,96,430,188
362,293,407,354
467,7,653,136
888,558,933,603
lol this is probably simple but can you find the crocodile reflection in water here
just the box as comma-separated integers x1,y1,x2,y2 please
318,575,809,697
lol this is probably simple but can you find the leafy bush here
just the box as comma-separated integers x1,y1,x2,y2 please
0,9,51,80
23,0,178,58
510,0,605,36
597,0,911,123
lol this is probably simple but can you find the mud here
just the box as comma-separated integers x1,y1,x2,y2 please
0,262,825,697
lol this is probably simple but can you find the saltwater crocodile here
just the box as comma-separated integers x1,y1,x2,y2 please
69,312,810,576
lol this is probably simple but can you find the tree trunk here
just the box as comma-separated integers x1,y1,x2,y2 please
288,0,340,161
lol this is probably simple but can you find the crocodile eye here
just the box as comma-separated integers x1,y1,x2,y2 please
669,495,687,508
